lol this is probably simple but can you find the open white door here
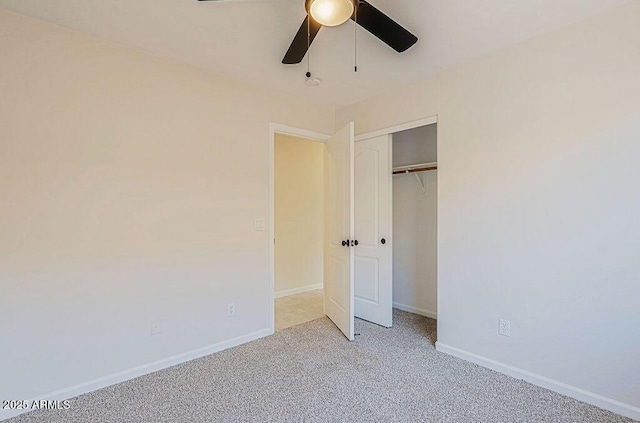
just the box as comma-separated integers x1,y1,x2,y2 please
324,122,355,341
354,135,393,327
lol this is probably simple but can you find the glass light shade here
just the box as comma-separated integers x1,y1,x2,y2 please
309,0,354,27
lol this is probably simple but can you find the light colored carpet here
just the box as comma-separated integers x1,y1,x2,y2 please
9,311,633,422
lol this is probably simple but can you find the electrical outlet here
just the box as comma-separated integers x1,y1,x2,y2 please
151,319,162,335
227,303,236,317
499,319,511,337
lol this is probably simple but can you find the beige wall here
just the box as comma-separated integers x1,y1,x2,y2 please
339,2,640,418
274,134,324,295
0,8,333,410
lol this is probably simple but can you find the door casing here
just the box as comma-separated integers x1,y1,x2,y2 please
269,123,330,334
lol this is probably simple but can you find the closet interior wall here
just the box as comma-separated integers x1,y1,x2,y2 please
392,124,438,319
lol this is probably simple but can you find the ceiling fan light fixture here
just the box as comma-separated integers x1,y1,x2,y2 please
309,0,354,27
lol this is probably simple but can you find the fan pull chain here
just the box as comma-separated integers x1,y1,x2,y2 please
306,11,311,78
354,1,358,73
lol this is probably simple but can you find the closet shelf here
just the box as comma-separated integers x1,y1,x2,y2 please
392,162,437,175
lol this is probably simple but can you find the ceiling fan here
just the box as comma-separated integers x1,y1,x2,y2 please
197,0,418,65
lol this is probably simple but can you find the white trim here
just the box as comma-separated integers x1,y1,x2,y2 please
268,123,330,335
355,115,438,142
393,302,438,320
275,283,323,299
0,328,272,422
348,122,356,340
435,342,640,421
270,123,330,143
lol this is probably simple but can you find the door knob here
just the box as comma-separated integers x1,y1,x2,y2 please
381,238,386,245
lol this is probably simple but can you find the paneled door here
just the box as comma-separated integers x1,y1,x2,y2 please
354,134,393,327
324,123,355,340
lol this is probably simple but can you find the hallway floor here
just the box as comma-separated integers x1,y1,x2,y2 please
275,289,324,331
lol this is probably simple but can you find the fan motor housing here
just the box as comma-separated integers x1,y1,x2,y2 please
305,0,358,14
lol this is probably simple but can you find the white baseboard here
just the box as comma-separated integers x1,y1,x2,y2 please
0,328,272,422
435,342,640,421
393,302,437,320
275,283,323,299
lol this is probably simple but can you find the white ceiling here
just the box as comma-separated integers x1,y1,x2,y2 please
0,0,630,108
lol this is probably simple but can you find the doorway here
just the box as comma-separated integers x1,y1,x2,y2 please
269,122,356,340
269,124,331,333
390,123,438,320
273,132,325,331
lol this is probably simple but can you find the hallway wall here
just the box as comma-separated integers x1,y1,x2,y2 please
274,134,324,296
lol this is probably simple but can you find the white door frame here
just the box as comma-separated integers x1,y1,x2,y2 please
268,123,331,334
354,116,438,142
354,114,439,321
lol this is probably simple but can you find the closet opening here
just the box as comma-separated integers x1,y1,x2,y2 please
273,132,326,331
390,123,438,321
353,120,437,332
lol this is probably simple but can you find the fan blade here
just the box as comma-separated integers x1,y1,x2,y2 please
282,16,322,64
352,0,417,53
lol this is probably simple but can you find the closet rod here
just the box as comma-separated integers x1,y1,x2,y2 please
392,165,437,175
